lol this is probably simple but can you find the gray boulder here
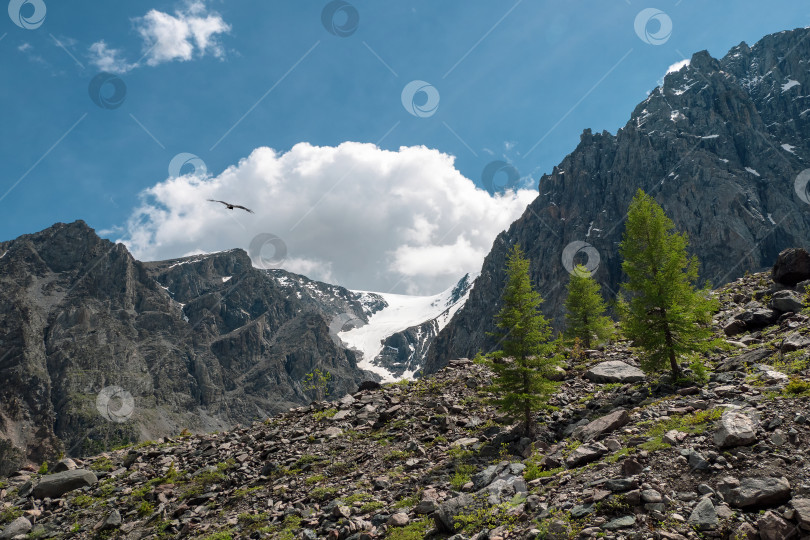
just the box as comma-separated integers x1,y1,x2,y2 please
717,476,791,509
566,442,608,468
0,517,32,540
793,498,810,530
688,498,718,530
756,510,795,540
782,332,810,353
574,409,629,442
713,411,757,448
32,469,98,499
584,361,645,383
434,493,477,533
769,290,804,313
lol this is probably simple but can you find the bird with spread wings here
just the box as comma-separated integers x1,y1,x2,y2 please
207,199,255,214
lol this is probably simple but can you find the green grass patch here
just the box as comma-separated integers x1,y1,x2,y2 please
386,517,430,540
313,408,338,421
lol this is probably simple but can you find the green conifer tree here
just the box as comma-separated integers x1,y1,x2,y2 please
478,244,560,436
617,189,719,379
564,264,614,349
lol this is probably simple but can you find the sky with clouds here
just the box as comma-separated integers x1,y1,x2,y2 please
2,0,808,294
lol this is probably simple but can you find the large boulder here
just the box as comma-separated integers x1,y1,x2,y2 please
0,517,32,539
574,409,630,442
717,476,791,509
773,248,810,286
713,411,757,448
769,290,805,313
782,332,810,353
32,469,98,499
584,361,645,383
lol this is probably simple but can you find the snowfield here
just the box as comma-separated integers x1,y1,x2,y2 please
341,274,477,382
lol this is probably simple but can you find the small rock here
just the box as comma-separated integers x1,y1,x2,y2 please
757,510,794,540
32,469,98,499
584,361,645,383
603,516,635,530
388,513,409,527
713,411,757,448
717,476,791,509
688,498,718,530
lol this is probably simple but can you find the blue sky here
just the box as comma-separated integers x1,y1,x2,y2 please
2,1,808,293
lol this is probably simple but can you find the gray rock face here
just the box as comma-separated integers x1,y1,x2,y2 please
584,361,645,383
425,28,810,372
573,409,630,442
688,498,718,530
32,469,98,499
717,476,791,509
0,517,32,539
0,221,381,468
773,248,810,286
713,411,757,448
781,332,810,353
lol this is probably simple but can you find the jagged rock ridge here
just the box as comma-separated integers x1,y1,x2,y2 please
426,27,810,373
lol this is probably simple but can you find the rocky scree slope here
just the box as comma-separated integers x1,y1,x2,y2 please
425,27,810,373
4,250,810,539
0,221,381,475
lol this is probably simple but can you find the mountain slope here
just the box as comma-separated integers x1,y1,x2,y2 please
3,253,810,540
425,27,810,373
0,222,378,474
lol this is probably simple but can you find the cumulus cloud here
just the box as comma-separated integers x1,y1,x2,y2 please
118,143,536,295
136,0,230,66
87,1,230,74
88,41,136,74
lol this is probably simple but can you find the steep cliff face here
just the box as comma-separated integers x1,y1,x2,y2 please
425,28,810,373
0,222,379,474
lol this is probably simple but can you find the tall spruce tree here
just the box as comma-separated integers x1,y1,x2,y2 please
479,244,560,436
617,189,718,379
564,264,614,349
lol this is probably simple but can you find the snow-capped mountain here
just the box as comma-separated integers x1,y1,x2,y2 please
339,273,476,382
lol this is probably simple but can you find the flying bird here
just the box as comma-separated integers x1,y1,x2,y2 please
207,199,255,214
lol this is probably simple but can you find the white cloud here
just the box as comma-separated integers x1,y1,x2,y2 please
666,58,690,75
136,1,230,67
88,40,136,74
118,142,537,295
86,2,230,73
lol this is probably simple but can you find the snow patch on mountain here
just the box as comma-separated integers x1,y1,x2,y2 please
341,273,477,382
